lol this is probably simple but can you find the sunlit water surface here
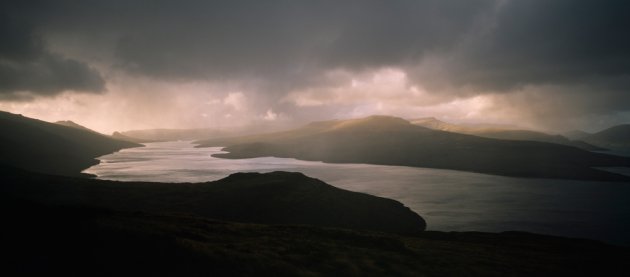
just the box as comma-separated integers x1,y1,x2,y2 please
85,141,630,245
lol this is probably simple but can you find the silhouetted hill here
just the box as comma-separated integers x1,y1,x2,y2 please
111,131,154,143
411,117,601,150
55,120,153,144
410,117,516,133
564,130,592,140
2,176,627,276
198,116,417,146
582,124,630,150
120,122,289,141
54,120,98,133
473,130,604,151
1,167,425,233
197,115,630,181
119,128,225,141
0,111,141,177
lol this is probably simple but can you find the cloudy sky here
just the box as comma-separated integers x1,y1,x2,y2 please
1,0,629,133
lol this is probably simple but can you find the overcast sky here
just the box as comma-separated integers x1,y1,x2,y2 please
1,0,629,133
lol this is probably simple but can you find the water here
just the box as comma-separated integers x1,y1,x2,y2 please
85,141,630,245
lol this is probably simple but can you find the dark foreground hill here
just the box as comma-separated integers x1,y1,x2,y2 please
1,167,425,233
0,111,141,176
3,182,628,276
197,116,630,181
2,167,628,276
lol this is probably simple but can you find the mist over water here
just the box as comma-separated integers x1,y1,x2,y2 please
85,141,630,245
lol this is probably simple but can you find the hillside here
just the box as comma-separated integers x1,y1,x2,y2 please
119,121,288,141
582,124,630,150
111,131,155,143
1,167,425,233
410,117,601,150
196,116,630,181
54,120,99,133
119,128,226,141
0,111,141,177
56,120,153,144
410,117,516,133
473,130,604,151
564,130,592,140
4,204,627,276
3,167,628,276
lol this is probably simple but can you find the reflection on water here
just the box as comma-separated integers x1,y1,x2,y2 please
85,141,630,245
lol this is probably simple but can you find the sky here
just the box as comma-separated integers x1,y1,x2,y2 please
1,0,629,134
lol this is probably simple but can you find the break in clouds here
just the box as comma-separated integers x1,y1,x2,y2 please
1,0,629,132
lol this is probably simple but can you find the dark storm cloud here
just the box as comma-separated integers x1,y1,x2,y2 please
13,0,494,90
407,0,630,119
28,0,627,101
3,0,630,129
427,0,630,91
6,0,630,89
0,9,104,99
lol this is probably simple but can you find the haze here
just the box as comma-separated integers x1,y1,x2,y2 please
1,0,629,133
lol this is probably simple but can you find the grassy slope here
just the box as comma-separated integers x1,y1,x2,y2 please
197,116,630,181
0,111,141,177
3,198,628,276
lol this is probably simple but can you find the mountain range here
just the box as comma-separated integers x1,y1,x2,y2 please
2,110,629,275
413,117,630,152
410,117,603,151
580,124,630,150
196,115,630,181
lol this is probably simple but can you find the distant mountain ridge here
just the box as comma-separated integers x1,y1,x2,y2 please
119,122,289,141
196,115,630,181
410,117,602,151
54,120,98,133
120,128,227,141
409,117,517,133
581,124,630,150
0,111,141,177
1,167,426,233
55,119,153,144
111,131,155,143
563,130,592,140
